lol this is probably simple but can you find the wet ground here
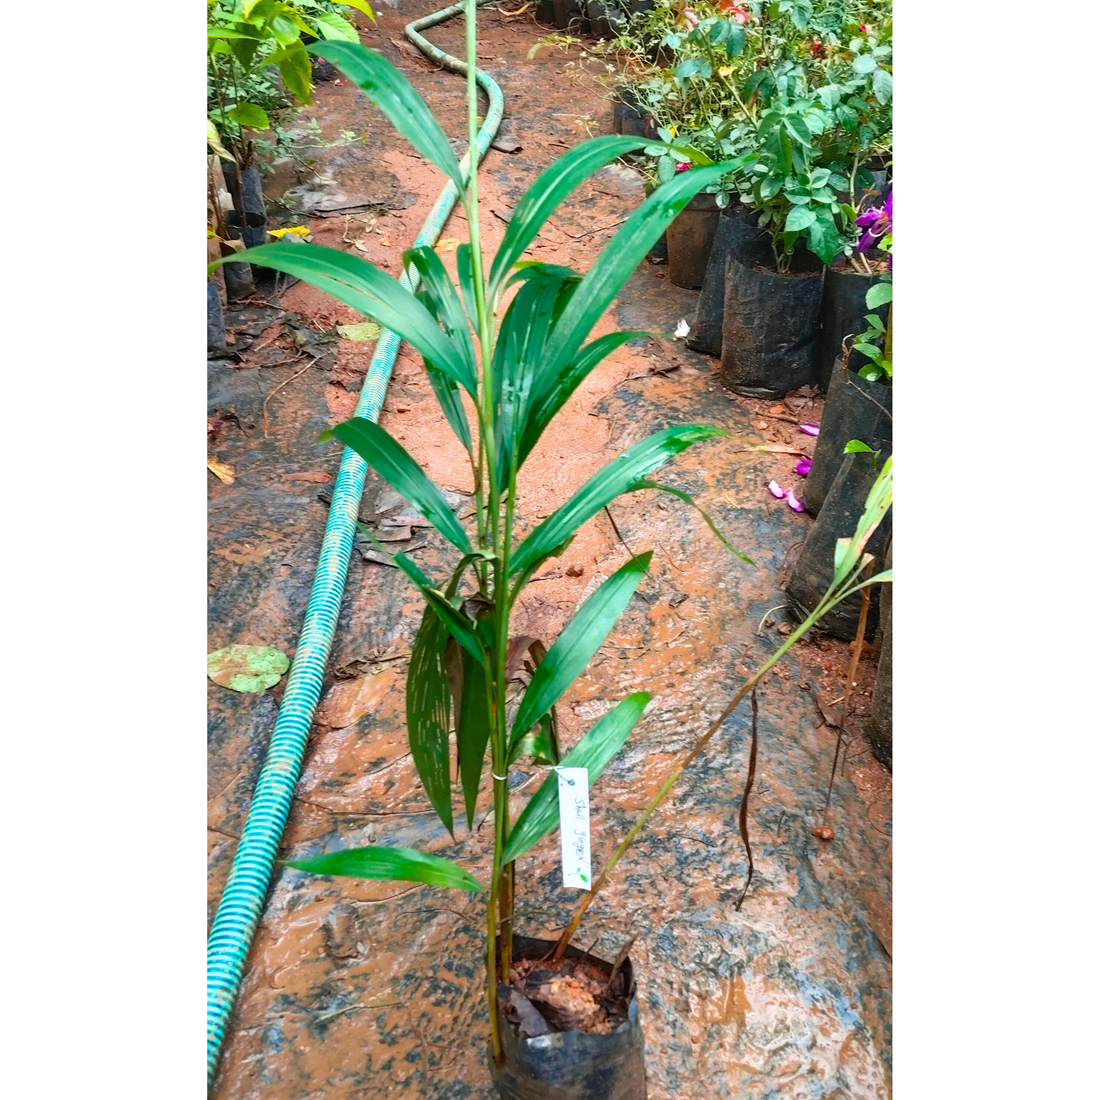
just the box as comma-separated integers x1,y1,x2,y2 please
208,5,892,1097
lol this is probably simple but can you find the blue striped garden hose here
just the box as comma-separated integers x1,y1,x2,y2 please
206,3,505,1083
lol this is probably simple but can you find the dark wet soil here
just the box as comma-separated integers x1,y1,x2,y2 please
208,6,891,1098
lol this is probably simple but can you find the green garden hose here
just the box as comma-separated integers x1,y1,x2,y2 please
206,3,505,1083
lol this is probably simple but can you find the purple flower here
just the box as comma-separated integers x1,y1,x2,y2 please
768,480,785,499
675,162,692,172
799,423,820,437
856,191,892,254
787,488,805,512
795,456,812,477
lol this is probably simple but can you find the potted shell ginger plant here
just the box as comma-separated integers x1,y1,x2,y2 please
213,13,755,1096
213,11,889,1097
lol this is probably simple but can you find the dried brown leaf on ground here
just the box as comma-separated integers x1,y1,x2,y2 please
207,459,236,485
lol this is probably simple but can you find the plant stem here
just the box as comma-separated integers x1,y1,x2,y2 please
822,582,870,822
550,568,876,961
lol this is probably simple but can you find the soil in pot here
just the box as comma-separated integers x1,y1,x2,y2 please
869,539,892,770
803,355,892,515
815,265,890,392
208,280,226,351
666,192,720,289
688,204,768,357
490,935,647,1100
720,246,824,396
786,450,891,642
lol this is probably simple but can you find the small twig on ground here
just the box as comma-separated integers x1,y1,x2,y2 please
734,690,760,912
262,355,320,435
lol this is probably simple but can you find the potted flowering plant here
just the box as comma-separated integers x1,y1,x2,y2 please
804,192,891,513
213,9,894,1094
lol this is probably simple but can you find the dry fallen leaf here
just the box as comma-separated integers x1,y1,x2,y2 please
379,238,391,247
316,668,398,728
810,826,835,841
435,238,463,252
208,458,235,484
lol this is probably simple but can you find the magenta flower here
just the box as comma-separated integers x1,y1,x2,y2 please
787,488,805,512
795,456,812,477
768,480,785,499
856,191,892,254
675,161,692,172
799,423,820,437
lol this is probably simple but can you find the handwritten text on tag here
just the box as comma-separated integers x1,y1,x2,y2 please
556,767,591,890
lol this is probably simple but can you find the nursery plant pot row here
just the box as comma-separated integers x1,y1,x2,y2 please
540,0,653,35
489,936,647,1100
686,205,889,397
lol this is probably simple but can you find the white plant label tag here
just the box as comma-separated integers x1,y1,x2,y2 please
556,767,591,890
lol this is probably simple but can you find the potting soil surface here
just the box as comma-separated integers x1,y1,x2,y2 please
208,6,892,1098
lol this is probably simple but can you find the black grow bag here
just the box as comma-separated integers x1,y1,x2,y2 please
786,451,891,642
221,248,254,301
803,356,892,515
552,0,588,32
665,191,720,289
208,280,226,351
814,267,889,392
221,162,266,219
490,935,647,1100
226,210,268,251
612,89,647,137
720,249,824,396
587,0,625,38
687,204,768,357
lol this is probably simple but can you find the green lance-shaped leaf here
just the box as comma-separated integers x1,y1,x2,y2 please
405,246,477,378
489,135,674,297
501,692,651,865
447,641,491,829
536,159,751,394
509,553,652,750
390,551,487,665
493,270,580,483
310,11,360,42
832,454,892,586
308,41,465,192
517,330,650,470
285,846,484,892
510,425,725,577
210,243,476,394
455,243,478,327
407,603,454,836
632,480,754,564
322,417,472,551
266,41,313,105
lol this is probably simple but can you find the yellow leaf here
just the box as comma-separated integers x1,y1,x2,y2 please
435,238,462,252
268,225,311,239
718,66,734,77
207,459,235,484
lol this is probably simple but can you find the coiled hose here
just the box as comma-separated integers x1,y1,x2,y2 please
207,3,504,1083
